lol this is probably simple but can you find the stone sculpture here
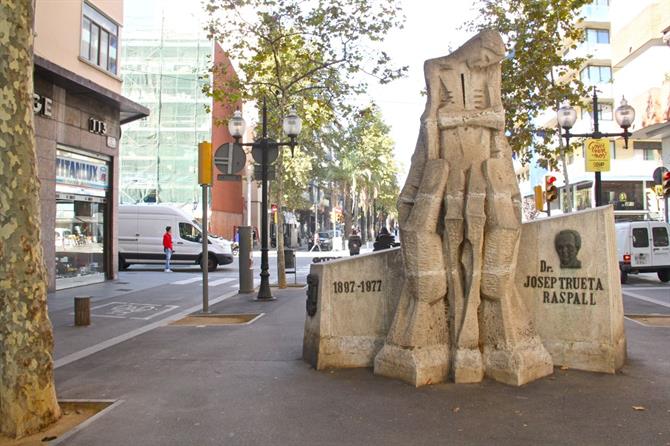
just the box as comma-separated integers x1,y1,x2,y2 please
374,30,554,386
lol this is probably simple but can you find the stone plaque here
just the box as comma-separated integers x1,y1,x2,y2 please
515,206,626,373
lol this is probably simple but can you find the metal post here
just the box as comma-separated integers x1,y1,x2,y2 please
238,226,254,293
202,184,209,312
592,87,603,208
257,99,274,300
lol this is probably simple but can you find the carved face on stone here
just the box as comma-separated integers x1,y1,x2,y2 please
555,230,582,269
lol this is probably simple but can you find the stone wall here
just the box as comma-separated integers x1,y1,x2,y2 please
515,206,626,373
303,248,403,370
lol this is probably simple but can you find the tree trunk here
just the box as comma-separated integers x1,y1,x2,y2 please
0,1,62,438
343,182,352,238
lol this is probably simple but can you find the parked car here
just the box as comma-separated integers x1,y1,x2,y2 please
118,205,233,271
615,220,670,283
317,231,333,251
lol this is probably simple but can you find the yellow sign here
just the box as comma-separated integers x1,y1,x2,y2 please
585,138,610,172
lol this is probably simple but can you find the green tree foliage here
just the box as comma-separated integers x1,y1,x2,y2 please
469,0,590,210
327,105,399,240
204,0,406,285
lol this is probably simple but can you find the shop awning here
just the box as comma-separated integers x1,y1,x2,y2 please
33,55,149,125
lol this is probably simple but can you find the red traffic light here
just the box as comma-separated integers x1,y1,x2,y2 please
545,175,558,203
546,176,557,184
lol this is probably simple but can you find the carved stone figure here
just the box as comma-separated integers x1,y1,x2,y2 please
374,30,553,386
555,230,582,269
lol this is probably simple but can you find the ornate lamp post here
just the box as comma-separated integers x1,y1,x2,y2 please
228,99,302,300
557,86,636,207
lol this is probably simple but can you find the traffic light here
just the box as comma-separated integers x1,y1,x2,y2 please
545,175,558,203
663,171,670,198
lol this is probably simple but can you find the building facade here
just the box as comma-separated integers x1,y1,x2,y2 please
518,0,670,222
120,0,252,240
34,0,148,291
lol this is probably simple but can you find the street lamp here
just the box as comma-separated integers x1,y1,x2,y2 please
557,86,636,207
228,99,302,300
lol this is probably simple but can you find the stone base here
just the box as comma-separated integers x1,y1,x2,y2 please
482,338,554,386
304,335,383,370
544,336,626,374
374,344,450,387
452,348,485,383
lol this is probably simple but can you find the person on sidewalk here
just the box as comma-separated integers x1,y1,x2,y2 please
163,226,174,272
348,229,362,256
310,232,321,252
373,226,397,252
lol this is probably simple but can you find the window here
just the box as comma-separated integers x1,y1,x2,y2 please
580,103,612,121
80,3,119,74
179,223,201,243
586,28,610,44
652,227,669,247
580,65,612,84
632,228,649,248
634,141,662,161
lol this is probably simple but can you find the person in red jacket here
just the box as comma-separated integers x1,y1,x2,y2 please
163,226,173,272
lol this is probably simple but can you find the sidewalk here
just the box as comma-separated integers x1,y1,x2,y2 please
52,285,670,445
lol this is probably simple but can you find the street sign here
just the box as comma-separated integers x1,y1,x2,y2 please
584,138,611,172
217,174,241,181
251,139,279,165
214,143,246,175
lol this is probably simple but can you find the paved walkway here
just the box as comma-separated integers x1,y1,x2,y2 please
52,283,670,445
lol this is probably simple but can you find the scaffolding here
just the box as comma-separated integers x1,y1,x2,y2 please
120,1,212,208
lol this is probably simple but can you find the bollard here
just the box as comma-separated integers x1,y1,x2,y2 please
74,296,91,326
238,226,254,293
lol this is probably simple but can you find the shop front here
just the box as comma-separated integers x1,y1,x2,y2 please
54,149,110,289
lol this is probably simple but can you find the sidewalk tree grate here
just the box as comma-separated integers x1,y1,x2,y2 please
169,313,263,326
0,400,117,445
626,314,670,327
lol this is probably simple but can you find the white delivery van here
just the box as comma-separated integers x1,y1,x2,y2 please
118,205,233,271
615,221,670,283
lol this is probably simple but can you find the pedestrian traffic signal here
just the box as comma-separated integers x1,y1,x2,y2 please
663,171,670,198
545,175,558,203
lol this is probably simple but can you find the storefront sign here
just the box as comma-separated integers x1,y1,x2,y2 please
33,93,52,117
88,118,108,135
585,138,610,172
56,151,109,190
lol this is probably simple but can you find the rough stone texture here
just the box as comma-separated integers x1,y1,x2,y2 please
374,30,553,387
303,249,403,370
516,206,626,373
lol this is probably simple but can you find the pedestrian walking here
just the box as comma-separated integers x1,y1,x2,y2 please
348,229,362,256
310,232,321,252
163,226,174,272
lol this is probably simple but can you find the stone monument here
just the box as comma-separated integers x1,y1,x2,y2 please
373,30,554,386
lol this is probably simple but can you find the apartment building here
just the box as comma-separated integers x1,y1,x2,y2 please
33,0,149,291
519,0,670,222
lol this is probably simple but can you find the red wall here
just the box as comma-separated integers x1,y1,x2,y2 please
210,43,243,239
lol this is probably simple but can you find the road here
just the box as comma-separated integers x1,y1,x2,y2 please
47,250,669,369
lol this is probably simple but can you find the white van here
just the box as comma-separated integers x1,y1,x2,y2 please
118,205,233,271
615,221,670,283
